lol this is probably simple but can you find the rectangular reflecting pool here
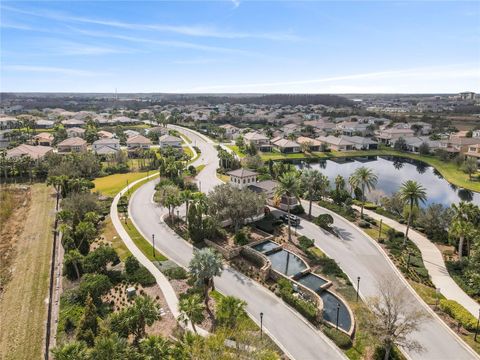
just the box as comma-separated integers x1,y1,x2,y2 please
296,273,328,293
252,240,280,253
267,249,308,277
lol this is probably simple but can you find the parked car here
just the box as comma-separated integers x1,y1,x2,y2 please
280,214,300,226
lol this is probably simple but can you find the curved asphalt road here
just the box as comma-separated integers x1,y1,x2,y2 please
130,126,346,360
296,200,478,360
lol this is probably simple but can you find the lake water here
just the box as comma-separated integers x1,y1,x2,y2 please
295,156,480,207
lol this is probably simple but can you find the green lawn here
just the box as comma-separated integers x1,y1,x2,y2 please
122,218,167,262
259,149,480,192
226,145,246,158
93,171,156,197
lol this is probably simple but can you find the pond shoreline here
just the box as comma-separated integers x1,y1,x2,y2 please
256,149,480,193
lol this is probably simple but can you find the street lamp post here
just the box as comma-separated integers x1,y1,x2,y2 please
435,288,441,310
356,276,361,302
378,219,383,241
474,309,480,342
336,303,340,330
152,234,156,258
260,312,264,340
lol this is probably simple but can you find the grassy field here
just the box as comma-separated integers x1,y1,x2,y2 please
122,218,167,262
101,216,131,261
0,184,55,360
93,171,156,197
256,149,480,192
226,145,246,158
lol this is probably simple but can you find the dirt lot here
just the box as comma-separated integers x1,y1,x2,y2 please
0,184,55,360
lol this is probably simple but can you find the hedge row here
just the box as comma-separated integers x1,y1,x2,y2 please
277,278,318,324
439,299,478,331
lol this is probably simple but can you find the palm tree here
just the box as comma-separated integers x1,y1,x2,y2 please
300,169,329,217
351,167,378,218
181,189,194,225
139,335,172,358
188,248,224,309
275,171,301,241
178,294,205,334
451,202,476,260
215,295,247,329
335,175,346,192
51,341,88,360
128,295,161,345
399,180,427,245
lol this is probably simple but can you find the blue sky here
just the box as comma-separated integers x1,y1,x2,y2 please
1,1,479,93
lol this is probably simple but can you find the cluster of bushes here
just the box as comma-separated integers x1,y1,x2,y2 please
314,213,334,231
317,200,356,222
439,299,478,331
254,213,282,234
277,278,319,324
234,230,249,246
162,266,188,280
124,255,156,286
298,235,314,252
446,260,480,298
290,204,305,215
323,327,352,349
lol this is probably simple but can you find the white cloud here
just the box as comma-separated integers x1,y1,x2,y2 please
2,5,300,41
231,0,241,9
187,64,480,93
72,28,256,55
3,65,104,77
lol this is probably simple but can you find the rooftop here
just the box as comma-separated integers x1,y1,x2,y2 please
227,168,258,177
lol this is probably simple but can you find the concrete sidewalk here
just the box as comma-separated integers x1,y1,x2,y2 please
356,206,480,318
110,174,208,336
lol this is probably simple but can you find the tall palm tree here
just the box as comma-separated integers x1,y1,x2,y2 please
188,248,224,309
181,189,194,225
351,167,378,218
178,294,205,334
399,180,427,245
335,175,346,192
300,169,329,217
451,202,476,260
275,171,301,241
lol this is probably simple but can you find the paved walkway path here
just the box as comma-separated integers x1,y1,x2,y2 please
356,206,480,317
298,200,479,360
110,173,208,336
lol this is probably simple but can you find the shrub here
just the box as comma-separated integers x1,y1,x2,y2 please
439,299,478,331
290,204,305,215
358,220,371,228
163,266,188,280
277,278,318,324
126,266,156,286
234,230,248,246
125,255,140,275
298,236,314,252
314,214,334,231
323,327,352,349
255,218,275,234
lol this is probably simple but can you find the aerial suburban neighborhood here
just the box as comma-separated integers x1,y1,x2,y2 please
1,1,480,360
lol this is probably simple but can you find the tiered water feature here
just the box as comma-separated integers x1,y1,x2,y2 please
251,240,354,334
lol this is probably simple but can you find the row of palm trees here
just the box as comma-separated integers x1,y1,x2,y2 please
275,164,478,261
